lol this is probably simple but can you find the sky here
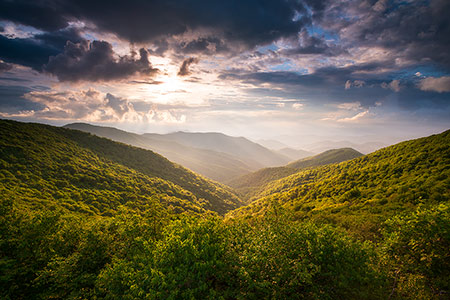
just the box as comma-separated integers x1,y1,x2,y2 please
0,0,449,147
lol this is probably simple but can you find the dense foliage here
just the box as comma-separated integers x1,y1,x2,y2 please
1,119,448,299
229,148,363,202
229,130,450,239
1,199,392,300
0,119,241,215
286,148,363,169
2,197,447,299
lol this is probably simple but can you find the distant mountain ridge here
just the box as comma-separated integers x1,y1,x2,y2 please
275,147,315,161
143,131,290,167
64,123,291,182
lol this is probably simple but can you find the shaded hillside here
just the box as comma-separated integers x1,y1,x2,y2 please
144,131,291,168
229,148,362,202
287,148,363,169
0,120,242,215
64,123,261,182
228,130,450,239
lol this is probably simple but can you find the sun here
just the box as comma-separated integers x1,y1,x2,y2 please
162,76,184,92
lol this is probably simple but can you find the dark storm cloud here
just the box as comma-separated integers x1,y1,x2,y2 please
318,0,450,69
44,41,159,82
148,39,170,56
0,1,72,32
178,57,199,76
0,0,308,46
220,61,390,88
179,37,228,54
0,34,60,70
0,27,83,70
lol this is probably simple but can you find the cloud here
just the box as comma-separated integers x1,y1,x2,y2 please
418,76,450,93
381,80,401,92
0,0,309,47
44,40,159,82
0,84,45,113
337,110,369,123
0,27,84,71
178,37,228,54
0,1,71,32
0,61,12,72
337,102,361,110
2,89,187,123
319,0,450,69
345,80,365,90
178,57,199,76
282,29,346,56
292,103,303,110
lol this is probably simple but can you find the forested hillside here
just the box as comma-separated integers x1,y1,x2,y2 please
228,130,450,239
1,120,448,299
0,120,241,215
229,148,363,202
286,148,363,169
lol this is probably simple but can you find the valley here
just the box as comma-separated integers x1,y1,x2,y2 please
1,119,449,299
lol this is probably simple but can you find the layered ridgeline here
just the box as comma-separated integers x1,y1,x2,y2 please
228,130,450,238
228,148,363,202
0,119,241,215
64,123,291,182
275,147,314,161
1,120,449,299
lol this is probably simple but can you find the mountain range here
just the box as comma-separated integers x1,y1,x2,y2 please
1,119,449,299
64,123,297,182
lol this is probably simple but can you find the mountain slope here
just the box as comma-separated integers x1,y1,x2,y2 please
0,119,242,215
286,148,363,169
228,130,450,238
303,140,387,154
144,131,291,168
228,148,363,202
64,123,260,182
275,147,314,161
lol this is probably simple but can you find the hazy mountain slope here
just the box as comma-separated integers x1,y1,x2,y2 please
276,147,314,161
64,123,254,182
256,138,289,150
0,120,242,215
304,140,387,154
144,131,291,168
228,130,450,238
229,148,362,202
287,148,363,169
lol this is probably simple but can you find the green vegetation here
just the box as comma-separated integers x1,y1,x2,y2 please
228,130,450,240
229,147,363,202
0,119,241,215
1,199,390,299
1,119,449,299
286,147,363,169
